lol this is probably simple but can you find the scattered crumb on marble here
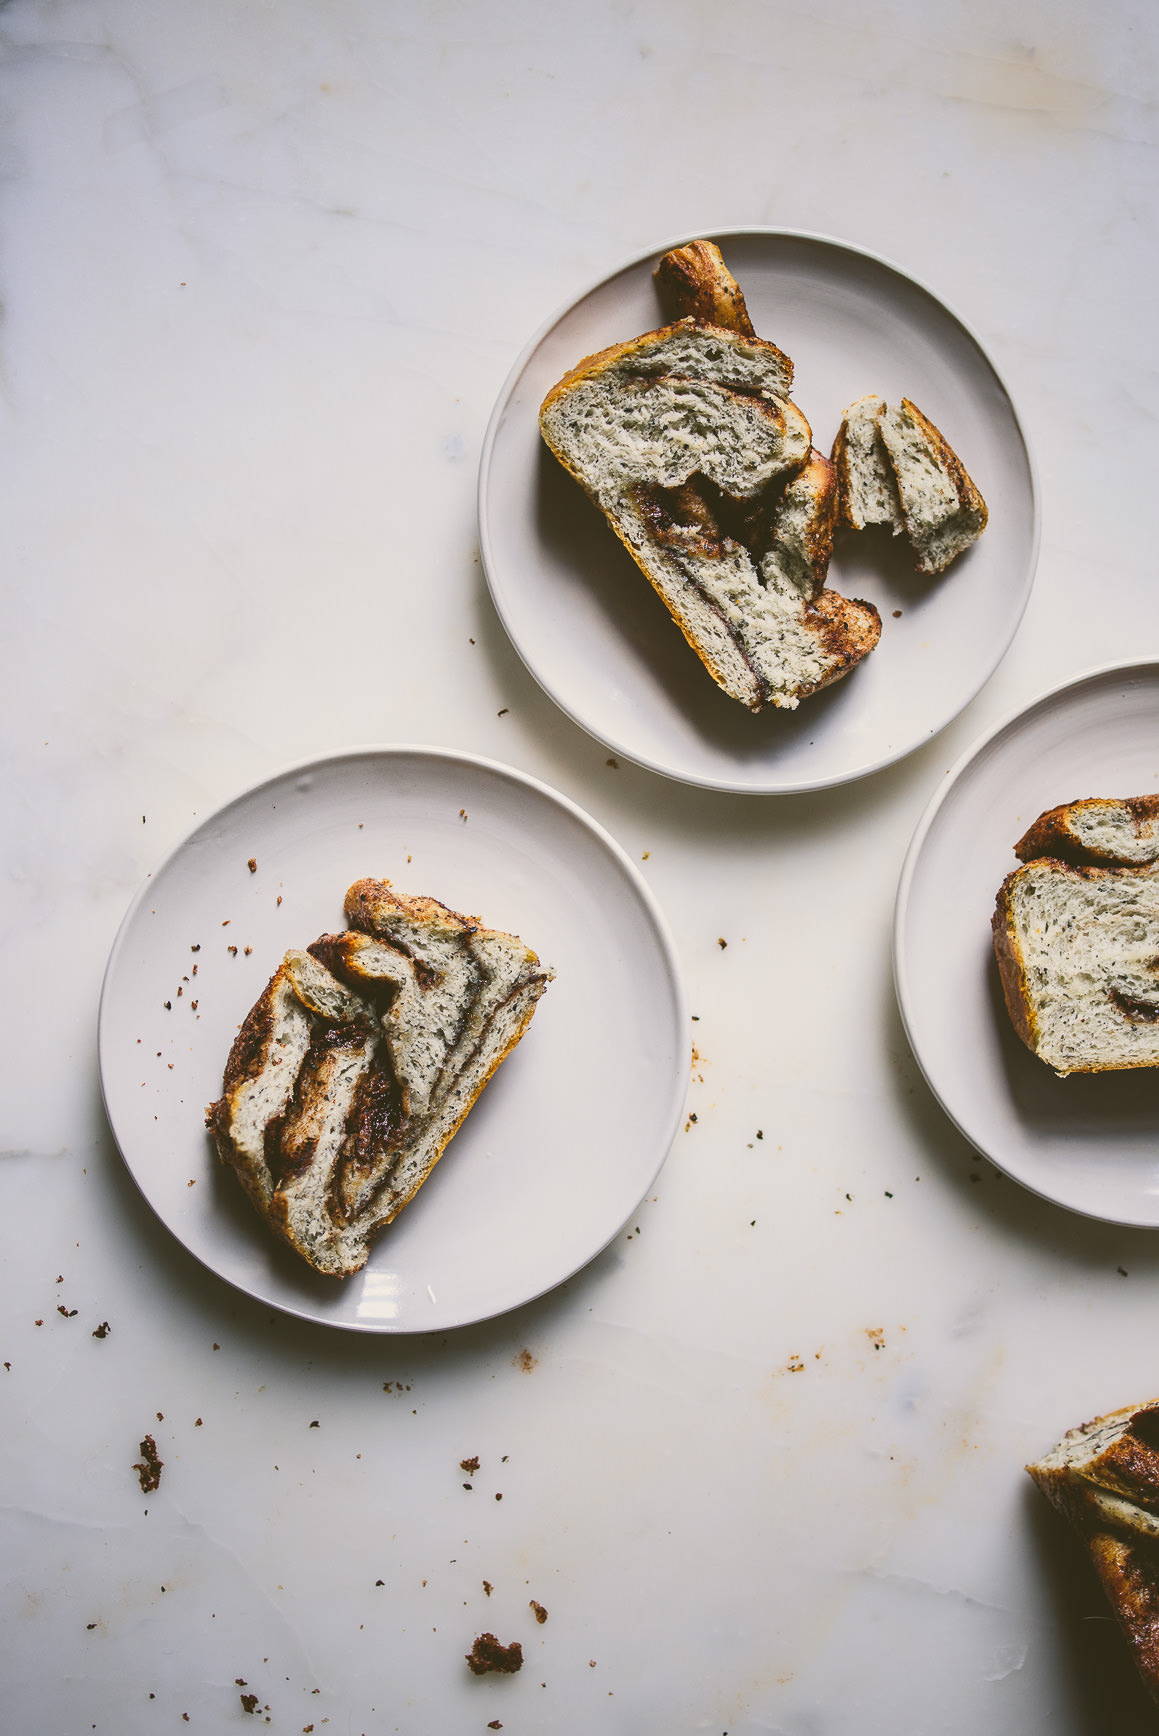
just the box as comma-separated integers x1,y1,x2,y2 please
466,1634,523,1675
134,1436,163,1493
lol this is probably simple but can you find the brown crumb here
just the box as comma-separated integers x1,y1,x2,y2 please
191,944,200,952
134,1436,163,1493
244,946,252,956
247,858,257,873
530,1600,547,1624
497,708,509,717
488,1723,503,1730
460,1456,480,1475
866,1327,885,1351
195,1418,202,1426
514,1348,536,1372
276,895,282,906
717,937,728,949
606,757,619,768
892,609,902,618
57,1306,77,1318
466,1634,523,1675
228,945,238,956
483,1580,492,1596
241,1693,259,1714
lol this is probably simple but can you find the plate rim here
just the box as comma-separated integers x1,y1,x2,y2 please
892,656,1159,1226
98,742,690,1331
477,223,1042,796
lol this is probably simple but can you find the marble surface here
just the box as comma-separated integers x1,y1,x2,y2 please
4,2,1159,1731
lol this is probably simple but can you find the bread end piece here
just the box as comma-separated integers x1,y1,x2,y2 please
879,397,988,574
653,239,759,341
991,868,1041,1058
1028,1403,1159,1705
831,394,904,535
1015,796,1159,868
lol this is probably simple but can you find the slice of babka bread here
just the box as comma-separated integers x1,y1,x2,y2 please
1029,1402,1159,1705
208,880,552,1275
540,243,881,711
993,800,1159,1074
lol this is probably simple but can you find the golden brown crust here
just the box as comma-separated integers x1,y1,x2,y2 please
797,589,882,698
1015,795,1159,865
792,449,838,587
653,240,759,341
829,417,855,531
991,868,1040,1056
1088,1532,1159,1704
345,878,479,937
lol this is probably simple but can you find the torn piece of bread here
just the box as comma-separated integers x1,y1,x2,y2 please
653,238,757,338
993,801,1159,1074
1015,796,1159,867
831,394,904,535
832,394,987,574
207,880,553,1277
540,244,882,711
1028,1403,1159,1704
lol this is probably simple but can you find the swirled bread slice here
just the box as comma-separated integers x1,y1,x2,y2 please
1015,796,1159,867
993,802,1159,1074
208,880,553,1276
833,394,987,573
1028,1403,1159,1704
540,247,881,711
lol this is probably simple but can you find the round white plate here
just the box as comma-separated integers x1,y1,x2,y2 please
479,227,1038,793
99,748,688,1330
895,661,1159,1225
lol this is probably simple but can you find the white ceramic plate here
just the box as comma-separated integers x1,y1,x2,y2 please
895,661,1159,1225
479,227,1038,793
99,748,688,1330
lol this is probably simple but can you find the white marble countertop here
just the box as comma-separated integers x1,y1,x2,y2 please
5,2,1159,1731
